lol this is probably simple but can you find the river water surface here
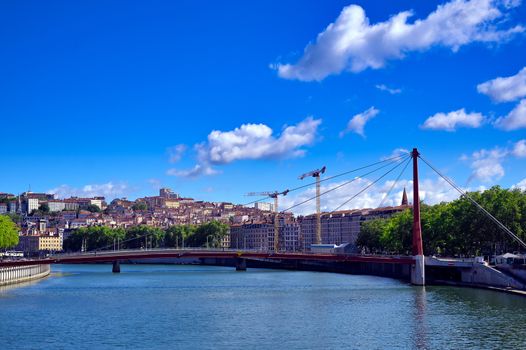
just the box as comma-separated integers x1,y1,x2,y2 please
1,264,526,349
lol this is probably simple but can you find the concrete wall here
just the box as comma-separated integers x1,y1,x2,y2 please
495,265,526,284
0,264,50,286
461,264,525,290
197,257,412,281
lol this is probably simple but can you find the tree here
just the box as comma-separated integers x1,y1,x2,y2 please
6,213,21,224
132,202,148,211
381,209,413,254
0,215,19,249
357,219,385,253
186,221,228,248
356,186,526,257
63,226,125,252
165,225,195,248
39,203,50,213
85,204,101,213
123,226,164,249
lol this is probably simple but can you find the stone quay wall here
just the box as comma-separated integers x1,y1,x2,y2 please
0,264,51,286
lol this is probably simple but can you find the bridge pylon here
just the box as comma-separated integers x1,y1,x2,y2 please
112,260,121,273
235,258,247,271
411,148,425,286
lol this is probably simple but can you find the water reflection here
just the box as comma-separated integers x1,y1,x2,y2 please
412,287,429,350
0,277,46,294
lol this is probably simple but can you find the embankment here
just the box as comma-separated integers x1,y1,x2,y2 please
0,264,51,286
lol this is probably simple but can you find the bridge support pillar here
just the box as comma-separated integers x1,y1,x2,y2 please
112,261,121,273
235,258,247,271
411,148,425,286
411,255,425,286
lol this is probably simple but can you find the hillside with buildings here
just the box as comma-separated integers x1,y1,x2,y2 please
0,188,409,255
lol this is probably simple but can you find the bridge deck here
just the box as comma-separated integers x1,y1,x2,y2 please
0,249,415,267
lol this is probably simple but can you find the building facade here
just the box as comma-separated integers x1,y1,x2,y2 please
299,205,410,249
230,219,300,252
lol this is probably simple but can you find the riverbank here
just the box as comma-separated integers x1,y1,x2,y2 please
428,279,526,297
0,264,50,286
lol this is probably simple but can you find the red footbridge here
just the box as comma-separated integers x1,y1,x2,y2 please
2,148,524,288
0,248,416,281
0,249,415,267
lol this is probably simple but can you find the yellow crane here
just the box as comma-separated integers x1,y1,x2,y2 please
299,166,326,245
246,190,289,252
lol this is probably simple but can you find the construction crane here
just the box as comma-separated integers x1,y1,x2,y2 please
246,190,289,252
299,166,326,245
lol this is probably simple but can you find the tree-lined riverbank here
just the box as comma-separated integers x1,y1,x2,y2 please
64,221,229,252
358,186,526,256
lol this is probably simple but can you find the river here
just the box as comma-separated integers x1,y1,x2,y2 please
1,264,525,349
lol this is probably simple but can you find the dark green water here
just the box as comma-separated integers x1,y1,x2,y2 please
1,264,525,349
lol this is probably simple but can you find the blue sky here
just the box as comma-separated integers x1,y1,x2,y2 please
1,0,526,213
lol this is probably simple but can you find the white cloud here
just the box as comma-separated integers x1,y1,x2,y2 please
494,99,526,130
340,107,379,137
167,144,187,163
280,177,463,216
421,109,485,131
477,67,526,102
465,140,526,183
513,178,526,191
167,117,321,177
512,139,526,157
166,164,219,178
417,178,466,204
476,67,526,131
467,147,508,183
275,0,523,81
48,182,130,199
382,148,410,160
205,117,321,164
375,84,401,94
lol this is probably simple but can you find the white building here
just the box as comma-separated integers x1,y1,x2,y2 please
254,202,274,212
27,198,39,213
48,200,66,212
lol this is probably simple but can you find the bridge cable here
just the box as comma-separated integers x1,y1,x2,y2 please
287,153,409,194
279,155,411,214
418,154,526,250
85,156,410,253
86,232,158,253
377,155,412,208
241,153,409,207
319,156,410,246
323,154,411,216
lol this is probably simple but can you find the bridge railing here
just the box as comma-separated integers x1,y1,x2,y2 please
50,247,270,258
49,248,415,261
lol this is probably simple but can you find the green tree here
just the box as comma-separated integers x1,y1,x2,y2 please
63,226,125,252
356,186,526,257
39,203,50,213
123,226,164,249
0,215,19,249
186,221,228,248
165,225,195,248
132,202,148,211
6,213,21,224
381,209,413,254
85,204,101,213
357,219,386,253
